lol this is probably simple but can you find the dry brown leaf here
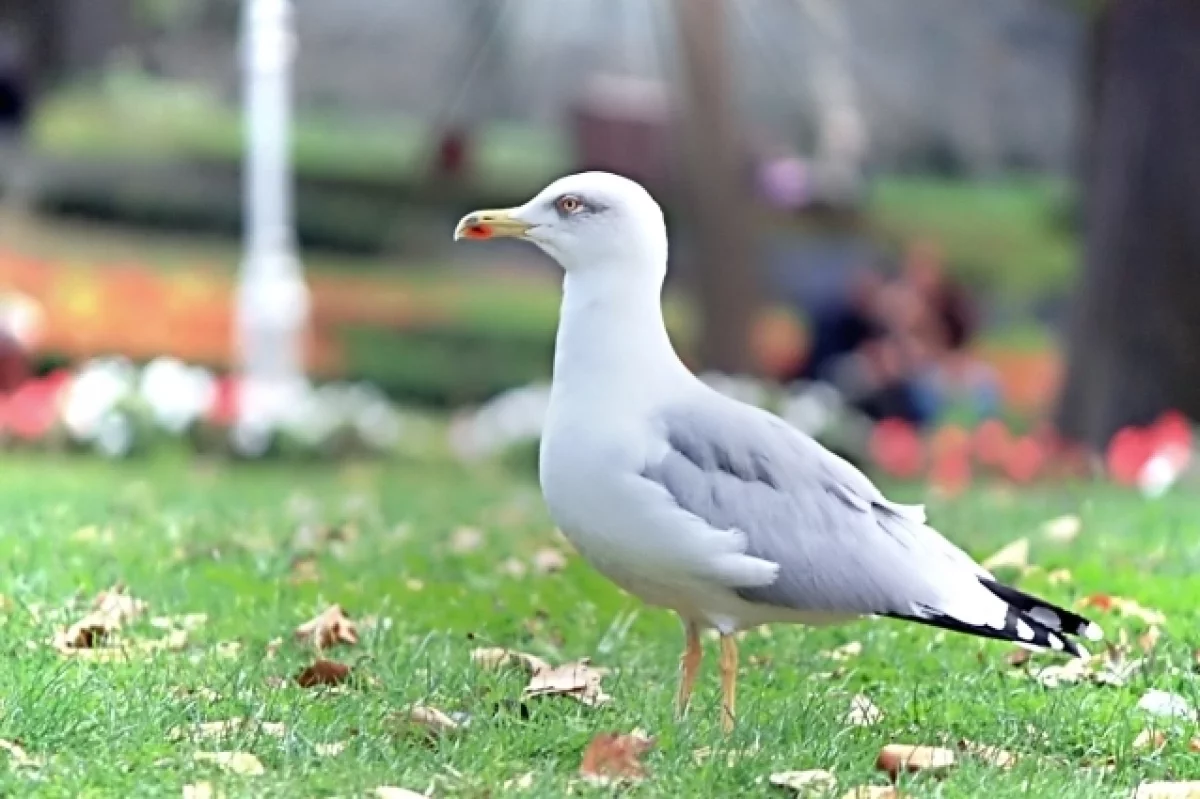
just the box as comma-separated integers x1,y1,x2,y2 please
315,741,347,757
182,783,218,799
193,751,265,776
1134,729,1168,751
450,526,484,554
579,730,655,785
876,744,956,779
1005,648,1032,667
406,705,459,736
532,548,568,574
499,557,528,579
524,659,611,707
295,659,351,688
54,611,116,651
840,788,900,799
1046,568,1073,586
374,789,427,799
295,604,359,650
823,641,863,661
981,538,1030,572
958,740,1018,769
769,769,837,793
1139,626,1163,653
0,738,43,768
1078,594,1166,625
502,772,536,791
846,694,883,727
470,647,550,674
289,555,320,585
1133,782,1200,799
1041,514,1082,543
92,584,147,625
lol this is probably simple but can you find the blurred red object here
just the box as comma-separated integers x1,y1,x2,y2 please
972,419,1012,469
435,128,470,178
1149,409,1192,463
930,447,972,496
0,328,29,393
868,418,924,478
207,375,240,427
1003,436,1045,484
1,376,62,441
1106,426,1151,485
930,423,970,458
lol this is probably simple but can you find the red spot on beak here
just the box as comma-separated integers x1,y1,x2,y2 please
463,224,493,240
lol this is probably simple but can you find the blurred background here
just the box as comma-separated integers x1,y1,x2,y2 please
0,0,1192,491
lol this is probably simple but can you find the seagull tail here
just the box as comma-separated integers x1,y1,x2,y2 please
886,601,1092,658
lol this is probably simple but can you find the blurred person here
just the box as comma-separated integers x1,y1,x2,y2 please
794,267,886,384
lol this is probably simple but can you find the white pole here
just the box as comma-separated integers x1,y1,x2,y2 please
235,0,310,452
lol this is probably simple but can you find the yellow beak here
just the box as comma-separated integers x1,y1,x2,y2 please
453,208,532,241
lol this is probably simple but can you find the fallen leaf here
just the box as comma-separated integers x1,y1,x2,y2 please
92,584,147,625
193,751,265,776
214,638,240,657
1005,648,1032,667
295,659,351,688
691,742,761,766
450,526,484,553
288,555,320,585
1139,626,1162,653
54,611,116,650
470,647,550,674
876,744,956,779
822,641,863,661
315,741,347,757
0,738,43,768
524,659,611,707
406,705,460,736
1138,690,1196,721
1078,594,1166,625
769,769,837,793
579,730,655,785
958,740,1018,769
1041,514,1082,543
503,772,536,791
182,783,218,799
499,557,528,579
532,548,568,574
295,604,359,650
1047,568,1073,586
1134,782,1200,799
1134,729,1168,751
981,538,1030,572
846,694,883,727
374,789,427,799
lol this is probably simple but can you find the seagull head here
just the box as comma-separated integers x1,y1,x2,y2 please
454,172,668,277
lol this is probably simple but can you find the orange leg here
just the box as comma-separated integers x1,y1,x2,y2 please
719,633,738,733
676,620,703,718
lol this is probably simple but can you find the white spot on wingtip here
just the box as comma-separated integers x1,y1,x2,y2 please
1084,622,1104,641
1047,633,1064,651
1015,619,1035,641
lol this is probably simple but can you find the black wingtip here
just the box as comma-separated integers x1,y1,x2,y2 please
980,579,1104,643
885,603,1091,658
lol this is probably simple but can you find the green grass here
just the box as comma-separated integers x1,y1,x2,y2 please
2,455,1199,796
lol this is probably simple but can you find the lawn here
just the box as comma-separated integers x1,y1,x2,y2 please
1,455,1199,797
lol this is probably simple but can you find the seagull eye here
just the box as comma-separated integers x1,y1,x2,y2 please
556,195,583,215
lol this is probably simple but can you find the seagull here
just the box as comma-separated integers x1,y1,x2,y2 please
454,172,1101,732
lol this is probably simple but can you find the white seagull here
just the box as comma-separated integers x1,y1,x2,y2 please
454,172,1101,731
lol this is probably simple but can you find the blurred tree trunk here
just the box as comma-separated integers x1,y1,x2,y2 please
1055,0,1200,448
674,0,758,375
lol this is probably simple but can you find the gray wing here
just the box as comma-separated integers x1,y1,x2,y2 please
642,394,1097,652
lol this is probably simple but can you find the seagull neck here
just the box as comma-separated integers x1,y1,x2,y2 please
553,269,688,400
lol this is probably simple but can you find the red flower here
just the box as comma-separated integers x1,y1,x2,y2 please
1003,436,1045,484
1106,426,1151,485
972,419,1012,469
868,418,924,478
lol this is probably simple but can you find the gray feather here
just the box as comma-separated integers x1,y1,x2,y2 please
641,396,980,616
